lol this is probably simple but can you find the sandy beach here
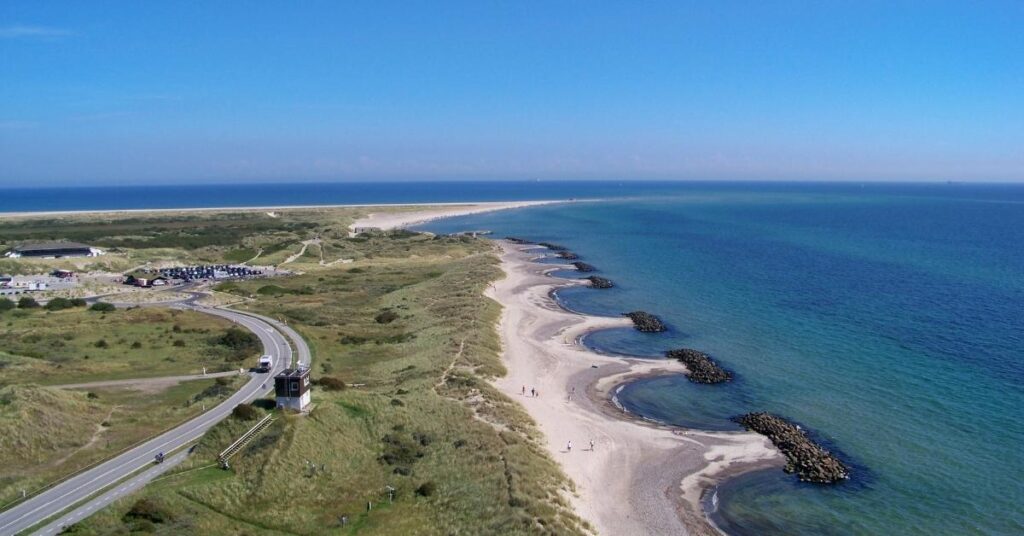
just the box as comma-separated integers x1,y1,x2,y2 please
347,200,559,233
0,200,561,220
486,242,783,535
345,203,784,534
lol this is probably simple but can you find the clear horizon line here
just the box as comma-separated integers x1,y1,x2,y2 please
3,178,1024,190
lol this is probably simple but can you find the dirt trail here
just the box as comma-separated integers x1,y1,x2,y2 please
51,407,116,468
53,371,241,392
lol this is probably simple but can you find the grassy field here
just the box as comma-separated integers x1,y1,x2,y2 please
0,375,247,507
48,217,588,535
0,307,258,385
0,207,368,275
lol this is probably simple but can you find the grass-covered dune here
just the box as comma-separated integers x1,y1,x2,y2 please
0,307,258,385
59,226,588,535
0,376,246,507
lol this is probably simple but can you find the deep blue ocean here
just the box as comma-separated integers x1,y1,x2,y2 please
5,181,1022,534
417,183,1024,536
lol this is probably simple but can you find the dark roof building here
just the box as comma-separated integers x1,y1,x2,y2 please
275,368,311,411
6,242,102,258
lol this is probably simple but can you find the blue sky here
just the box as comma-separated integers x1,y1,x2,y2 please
1,1,1022,186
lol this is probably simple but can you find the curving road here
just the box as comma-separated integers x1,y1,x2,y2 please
0,302,310,536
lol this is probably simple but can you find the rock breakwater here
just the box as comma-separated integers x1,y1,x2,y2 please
572,262,596,272
505,237,534,245
623,311,667,332
666,348,732,384
556,251,580,260
734,412,850,483
539,242,569,251
586,276,614,289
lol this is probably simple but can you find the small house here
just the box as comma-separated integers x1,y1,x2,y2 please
275,368,311,411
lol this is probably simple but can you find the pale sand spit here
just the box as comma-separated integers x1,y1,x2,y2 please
0,200,561,220
347,200,560,234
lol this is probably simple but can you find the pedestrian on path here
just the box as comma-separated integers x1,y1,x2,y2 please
567,440,572,452
589,439,595,451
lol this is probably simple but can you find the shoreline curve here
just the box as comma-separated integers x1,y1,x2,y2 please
488,240,784,535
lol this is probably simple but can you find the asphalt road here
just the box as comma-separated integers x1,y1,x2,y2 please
31,451,190,536
0,303,310,536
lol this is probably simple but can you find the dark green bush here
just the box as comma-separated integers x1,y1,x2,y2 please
232,403,260,420
317,376,346,391
416,481,436,497
44,297,74,311
374,310,399,324
215,327,260,361
17,297,40,309
122,498,174,524
89,302,116,312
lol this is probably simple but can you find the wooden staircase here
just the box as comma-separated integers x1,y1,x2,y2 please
218,414,274,464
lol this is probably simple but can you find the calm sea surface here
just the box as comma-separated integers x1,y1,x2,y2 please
419,183,1024,536
6,181,1022,534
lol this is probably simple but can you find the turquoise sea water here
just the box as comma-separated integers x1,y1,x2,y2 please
420,185,1024,535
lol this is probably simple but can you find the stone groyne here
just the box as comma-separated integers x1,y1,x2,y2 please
734,412,850,483
623,311,667,332
666,348,732,384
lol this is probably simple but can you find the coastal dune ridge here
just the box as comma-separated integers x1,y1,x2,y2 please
371,203,784,534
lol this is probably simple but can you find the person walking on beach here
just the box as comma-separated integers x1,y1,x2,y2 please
531,387,536,397
522,385,526,396
589,439,595,451
567,440,572,452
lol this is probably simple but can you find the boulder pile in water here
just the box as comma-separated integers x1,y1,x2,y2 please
539,242,569,251
556,251,580,260
666,348,732,384
505,237,534,245
586,276,614,289
623,311,667,332
734,412,850,483
572,262,596,272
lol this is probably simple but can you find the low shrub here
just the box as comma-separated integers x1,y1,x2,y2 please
231,403,260,420
415,481,436,497
122,498,174,524
215,327,260,361
89,302,116,312
374,310,399,324
317,376,346,391
45,297,74,311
